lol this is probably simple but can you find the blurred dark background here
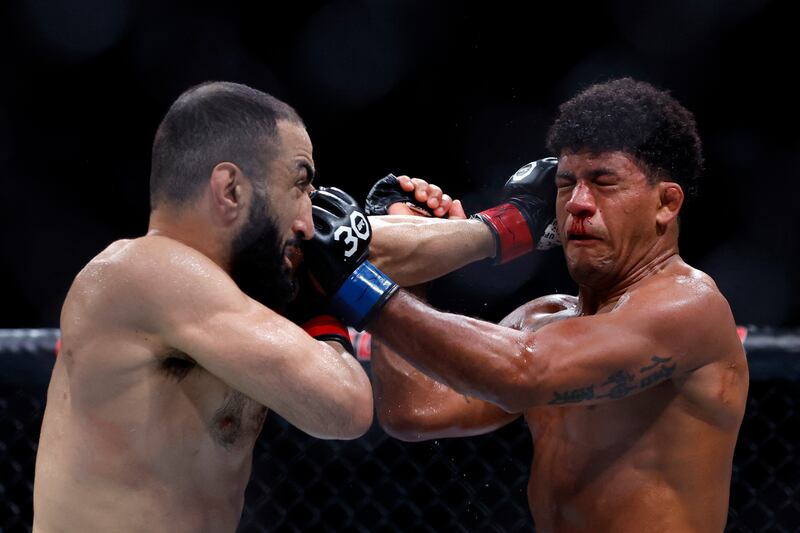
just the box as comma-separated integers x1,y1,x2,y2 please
1,0,797,328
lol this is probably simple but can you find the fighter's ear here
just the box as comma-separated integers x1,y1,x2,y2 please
655,181,684,228
210,162,246,223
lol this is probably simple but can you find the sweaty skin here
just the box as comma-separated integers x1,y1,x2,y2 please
368,152,748,532
367,175,491,286
34,121,373,533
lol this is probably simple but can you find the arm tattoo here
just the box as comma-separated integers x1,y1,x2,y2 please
640,356,672,372
548,385,595,405
547,356,676,405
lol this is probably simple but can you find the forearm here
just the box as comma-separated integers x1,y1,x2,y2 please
368,216,494,286
369,291,536,411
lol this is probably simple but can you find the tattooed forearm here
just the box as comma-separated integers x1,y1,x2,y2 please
547,356,676,405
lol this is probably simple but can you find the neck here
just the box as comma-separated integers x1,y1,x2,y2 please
576,244,680,315
147,206,233,272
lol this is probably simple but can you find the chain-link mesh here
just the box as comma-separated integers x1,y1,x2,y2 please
726,383,800,533
239,417,533,532
1,329,798,532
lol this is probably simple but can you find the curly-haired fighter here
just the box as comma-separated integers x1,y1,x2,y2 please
307,78,748,532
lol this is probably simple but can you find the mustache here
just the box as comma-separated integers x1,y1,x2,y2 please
283,237,304,269
283,237,302,251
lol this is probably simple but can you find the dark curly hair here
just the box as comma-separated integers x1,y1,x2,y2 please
546,78,703,197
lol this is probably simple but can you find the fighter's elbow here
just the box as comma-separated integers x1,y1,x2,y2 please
375,405,434,442
337,388,375,440
338,411,373,440
378,418,430,442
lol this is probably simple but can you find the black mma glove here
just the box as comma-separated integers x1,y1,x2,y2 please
365,173,433,216
302,187,398,331
284,266,354,354
473,158,561,264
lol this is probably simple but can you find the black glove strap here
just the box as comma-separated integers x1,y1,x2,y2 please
365,174,433,216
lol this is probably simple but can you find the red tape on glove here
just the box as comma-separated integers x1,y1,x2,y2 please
478,203,534,264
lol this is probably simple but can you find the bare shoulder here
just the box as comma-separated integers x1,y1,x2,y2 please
103,235,222,274
636,260,734,330
500,294,579,331
621,258,743,367
66,238,137,313
69,236,239,330
645,260,748,425
77,236,219,291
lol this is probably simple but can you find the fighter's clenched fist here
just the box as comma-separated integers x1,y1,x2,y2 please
474,158,560,263
366,173,466,218
303,187,398,331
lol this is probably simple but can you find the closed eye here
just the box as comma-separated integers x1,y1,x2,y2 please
589,168,618,186
555,177,575,188
595,178,617,187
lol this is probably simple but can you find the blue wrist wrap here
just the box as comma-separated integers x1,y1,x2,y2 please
330,261,398,331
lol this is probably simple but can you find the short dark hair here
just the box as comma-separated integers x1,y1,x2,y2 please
546,78,703,197
150,81,303,209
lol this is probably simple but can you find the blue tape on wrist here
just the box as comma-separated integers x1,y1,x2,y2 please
331,261,398,331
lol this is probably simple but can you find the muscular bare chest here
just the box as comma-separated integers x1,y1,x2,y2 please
522,378,740,532
524,380,682,506
211,388,269,449
529,379,678,448
160,353,268,450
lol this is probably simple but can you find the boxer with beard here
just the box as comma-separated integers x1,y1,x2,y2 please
33,82,373,533
229,184,299,311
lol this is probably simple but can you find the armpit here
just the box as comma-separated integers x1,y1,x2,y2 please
159,349,197,381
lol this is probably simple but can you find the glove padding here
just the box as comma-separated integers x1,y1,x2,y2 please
302,187,398,330
303,187,372,294
473,158,560,264
365,173,434,216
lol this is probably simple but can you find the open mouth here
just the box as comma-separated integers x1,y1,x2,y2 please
284,244,303,271
567,233,598,241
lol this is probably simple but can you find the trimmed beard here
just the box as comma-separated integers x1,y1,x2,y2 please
229,189,298,312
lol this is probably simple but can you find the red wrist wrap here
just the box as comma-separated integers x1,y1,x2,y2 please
478,203,534,264
302,315,350,339
302,315,354,354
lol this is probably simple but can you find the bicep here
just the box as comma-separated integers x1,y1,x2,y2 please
518,304,701,408
168,298,325,404
142,262,372,438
